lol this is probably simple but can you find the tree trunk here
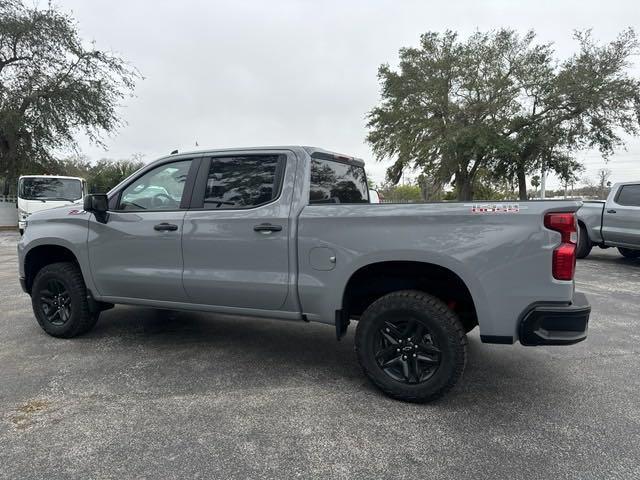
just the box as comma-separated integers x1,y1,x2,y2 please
516,163,527,200
455,172,474,201
0,142,18,197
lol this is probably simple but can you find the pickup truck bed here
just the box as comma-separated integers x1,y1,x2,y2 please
18,146,591,402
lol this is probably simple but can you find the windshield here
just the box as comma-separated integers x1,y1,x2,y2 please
18,177,83,201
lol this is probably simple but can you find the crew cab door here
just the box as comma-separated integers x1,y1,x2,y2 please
602,183,640,248
181,152,293,310
87,157,200,302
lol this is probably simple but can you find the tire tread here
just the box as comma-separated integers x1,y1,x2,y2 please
355,290,467,403
32,262,98,338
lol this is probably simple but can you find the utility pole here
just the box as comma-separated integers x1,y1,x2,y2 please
540,165,546,199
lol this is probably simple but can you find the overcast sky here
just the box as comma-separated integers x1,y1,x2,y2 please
58,0,640,189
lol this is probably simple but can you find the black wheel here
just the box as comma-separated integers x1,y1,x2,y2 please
618,247,640,259
576,223,592,259
355,290,467,403
31,262,99,338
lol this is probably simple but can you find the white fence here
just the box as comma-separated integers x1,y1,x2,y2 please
0,196,17,228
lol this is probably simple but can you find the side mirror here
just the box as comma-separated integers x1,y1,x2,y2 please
83,194,108,213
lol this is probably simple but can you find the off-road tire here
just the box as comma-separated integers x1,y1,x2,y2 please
31,262,99,338
618,247,640,259
355,290,467,403
576,224,592,259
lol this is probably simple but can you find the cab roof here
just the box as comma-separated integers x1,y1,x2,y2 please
160,145,365,167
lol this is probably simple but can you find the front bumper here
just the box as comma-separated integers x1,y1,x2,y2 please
519,292,591,346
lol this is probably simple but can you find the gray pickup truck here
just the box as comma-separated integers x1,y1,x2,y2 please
17,146,591,402
577,181,640,259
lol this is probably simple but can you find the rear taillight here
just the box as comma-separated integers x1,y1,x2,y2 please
544,212,577,281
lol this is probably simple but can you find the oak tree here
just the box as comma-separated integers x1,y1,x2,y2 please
0,0,140,194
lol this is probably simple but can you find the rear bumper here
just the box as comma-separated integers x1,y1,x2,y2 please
519,292,591,346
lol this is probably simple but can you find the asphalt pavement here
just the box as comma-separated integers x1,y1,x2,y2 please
0,231,638,479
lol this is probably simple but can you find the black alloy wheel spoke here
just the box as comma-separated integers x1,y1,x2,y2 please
381,356,403,369
375,345,400,362
407,356,421,383
416,354,439,365
402,319,418,338
382,321,403,343
40,279,71,326
374,317,442,385
417,343,441,356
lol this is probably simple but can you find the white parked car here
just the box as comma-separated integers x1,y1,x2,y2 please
18,175,86,234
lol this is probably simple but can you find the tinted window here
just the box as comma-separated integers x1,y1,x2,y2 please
309,159,368,204
19,178,82,201
119,160,191,210
616,185,640,207
204,155,280,209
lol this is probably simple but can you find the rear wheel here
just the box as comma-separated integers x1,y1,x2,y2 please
618,247,640,259
576,224,592,259
31,262,99,338
355,290,467,403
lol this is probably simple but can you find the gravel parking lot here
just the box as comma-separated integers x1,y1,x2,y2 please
1,230,639,479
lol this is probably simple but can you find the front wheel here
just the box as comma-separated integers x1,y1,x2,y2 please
355,290,467,403
576,224,592,259
31,262,99,338
618,247,640,259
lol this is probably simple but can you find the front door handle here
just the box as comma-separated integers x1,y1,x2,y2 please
154,223,178,232
607,209,617,214
253,223,282,234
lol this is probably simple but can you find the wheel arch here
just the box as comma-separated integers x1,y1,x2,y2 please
341,260,479,334
24,244,82,294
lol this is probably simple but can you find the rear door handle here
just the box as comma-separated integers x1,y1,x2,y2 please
253,223,282,234
154,223,178,232
607,209,617,214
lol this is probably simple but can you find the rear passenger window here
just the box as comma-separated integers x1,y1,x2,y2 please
309,159,369,204
204,155,281,209
616,185,640,206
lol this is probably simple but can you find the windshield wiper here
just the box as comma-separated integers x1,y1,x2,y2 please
40,197,77,201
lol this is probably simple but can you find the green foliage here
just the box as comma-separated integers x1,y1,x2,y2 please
367,28,640,200
530,175,541,190
367,29,540,200
87,158,145,193
37,155,144,193
379,182,423,202
0,0,140,193
498,29,640,198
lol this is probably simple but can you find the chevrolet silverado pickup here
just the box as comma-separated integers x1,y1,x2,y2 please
17,146,591,402
577,181,640,259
